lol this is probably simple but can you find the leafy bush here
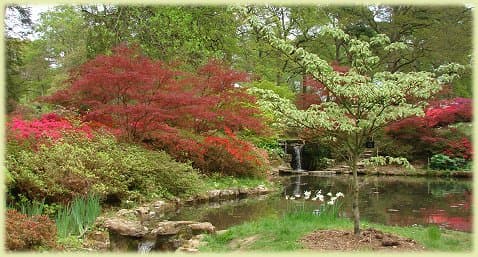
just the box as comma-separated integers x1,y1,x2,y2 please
242,134,285,159
245,80,296,100
7,113,93,148
43,45,266,141
429,154,467,171
386,98,472,161
6,133,204,204
203,128,269,178
6,209,58,251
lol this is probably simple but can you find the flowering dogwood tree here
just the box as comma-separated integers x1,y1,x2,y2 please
235,6,464,235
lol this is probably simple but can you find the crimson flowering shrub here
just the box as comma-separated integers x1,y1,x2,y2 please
6,209,58,251
386,97,472,160
41,45,269,176
7,113,94,149
425,98,472,127
203,128,269,177
443,137,472,160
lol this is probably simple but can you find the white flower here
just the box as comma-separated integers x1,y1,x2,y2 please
285,195,289,200
331,196,337,201
327,192,332,197
304,191,311,199
336,192,344,198
311,196,318,201
294,194,301,198
327,200,334,205
290,196,296,200
318,195,324,201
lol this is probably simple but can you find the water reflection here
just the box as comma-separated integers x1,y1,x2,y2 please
166,175,472,232
283,175,472,232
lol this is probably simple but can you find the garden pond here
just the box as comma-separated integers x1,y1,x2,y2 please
166,174,472,232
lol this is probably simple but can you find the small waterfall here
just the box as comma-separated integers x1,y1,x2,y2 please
292,175,302,196
138,240,155,254
293,145,304,171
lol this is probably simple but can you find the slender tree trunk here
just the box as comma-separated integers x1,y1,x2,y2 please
351,153,360,235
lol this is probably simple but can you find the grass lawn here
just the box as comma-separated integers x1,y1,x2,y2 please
200,211,472,252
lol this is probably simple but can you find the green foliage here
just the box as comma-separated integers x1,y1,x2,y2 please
6,133,204,204
245,80,296,100
426,225,441,241
241,134,284,159
5,168,15,186
363,156,414,171
204,174,271,190
36,5,87,70
55,194,101,239
202,211,471,252
429,154,467,171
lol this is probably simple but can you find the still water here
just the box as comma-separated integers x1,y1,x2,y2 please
167,175,472,232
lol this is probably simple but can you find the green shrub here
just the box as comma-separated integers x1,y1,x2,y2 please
6,209,58,251
245,80,296,100
429,154,467,171
6,133,204,204
243,134,284,159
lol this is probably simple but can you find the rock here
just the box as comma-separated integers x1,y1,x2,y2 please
135,207,152,222
238,188,251,195
83,231,110,251
151,221,195,235
188,222,215,235
151,200,176,213
176,246,199,253
220,189,238,198
207,190,222,199
116,209,135,218
104,218,148,237
153,200,167,208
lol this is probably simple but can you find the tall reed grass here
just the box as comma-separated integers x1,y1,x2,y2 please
18,199,46,216
55,194,101,239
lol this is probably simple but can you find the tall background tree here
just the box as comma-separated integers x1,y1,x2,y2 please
237,5,464,235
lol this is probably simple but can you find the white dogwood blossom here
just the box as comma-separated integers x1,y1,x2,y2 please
234,5,463,235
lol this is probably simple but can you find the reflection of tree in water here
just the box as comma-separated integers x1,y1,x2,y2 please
166,176,471,232
286,175,472,231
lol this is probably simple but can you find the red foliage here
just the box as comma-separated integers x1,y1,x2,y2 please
6,209,58,251
203,128,269,177
443,137,473,160
148,129,207,168
425,98,472,127
386,98,472,160
43,45,265,142
7,113,94,149
205,127,259,164
295,61,349,109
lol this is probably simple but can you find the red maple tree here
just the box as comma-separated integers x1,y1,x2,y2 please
43,45,269,174
386,97,472,160
44,45,266,141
